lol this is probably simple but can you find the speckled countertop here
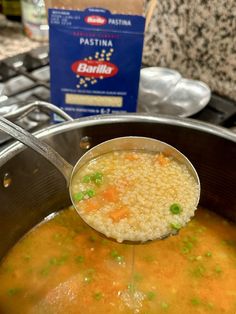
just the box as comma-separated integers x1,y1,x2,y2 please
0,14,41,58
143,0,236,101
1,0,236,101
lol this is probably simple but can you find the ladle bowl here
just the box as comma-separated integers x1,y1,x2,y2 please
0,115,200,243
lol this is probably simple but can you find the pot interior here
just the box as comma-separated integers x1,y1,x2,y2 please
0,117,235,259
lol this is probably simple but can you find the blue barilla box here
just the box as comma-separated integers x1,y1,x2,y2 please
48,4,145,121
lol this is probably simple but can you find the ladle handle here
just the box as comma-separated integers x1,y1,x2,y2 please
4,101,73,122
0,116,73,186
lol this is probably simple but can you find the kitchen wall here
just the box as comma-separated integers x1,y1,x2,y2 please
143,0,236,100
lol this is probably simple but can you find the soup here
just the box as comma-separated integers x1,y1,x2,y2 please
0,207,236,313
71,151,199,242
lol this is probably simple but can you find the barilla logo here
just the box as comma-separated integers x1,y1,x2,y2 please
84,15,107,26
72,60,118,78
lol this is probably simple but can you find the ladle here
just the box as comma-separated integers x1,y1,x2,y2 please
0,115,200,243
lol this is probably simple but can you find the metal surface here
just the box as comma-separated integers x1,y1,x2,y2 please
0,114,235,259
0,102,73,152
0,115,73,186
162,78,211,117
0,47,51,145
4,100,73,122
138,67,211,117
139,67,181,105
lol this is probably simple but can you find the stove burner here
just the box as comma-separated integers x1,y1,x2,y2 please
192,94,236,126
0,46,236,146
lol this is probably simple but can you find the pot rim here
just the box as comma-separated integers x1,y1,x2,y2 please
0,113,235,167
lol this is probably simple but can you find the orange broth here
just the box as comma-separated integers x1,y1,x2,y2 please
0,207,236,313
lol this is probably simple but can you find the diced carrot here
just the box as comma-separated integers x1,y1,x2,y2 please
155,153,170,166
163,149,173,157
109,206,130,223
102,186,119,202
83,198,101,212
124,152,139,161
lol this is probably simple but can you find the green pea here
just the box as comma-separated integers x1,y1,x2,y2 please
206,302,214,309
181,246,190,254
95,179,102,185
75,255,84,263
116,255,124,263
170,203,182,215
88,235,97,242
40,266,50,277
183,236,197,244
110,250,119,258
84,268,95,283
146,291,156,301
205,251,212,257
93,292,103,301
191,265,206,277
94,172,103,180
170,222,182,230
7,288,21,296
127,283,135,292
191,297,201,306
22,254,31,262
49,257,58,265
86,189,95,198
50,255,68,266
92,172,103,185
74,192,85,202
188,255,197,262
84,276,93,283
215,266,222,274
82,175,91,183
110,250,124,263
161,301,169,310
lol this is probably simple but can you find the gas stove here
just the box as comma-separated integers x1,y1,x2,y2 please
0,46,236,146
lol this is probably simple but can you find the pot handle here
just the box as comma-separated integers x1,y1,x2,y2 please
4,101,73,122
0,115,73,186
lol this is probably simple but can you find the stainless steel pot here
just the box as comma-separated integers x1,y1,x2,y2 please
0,112,235,259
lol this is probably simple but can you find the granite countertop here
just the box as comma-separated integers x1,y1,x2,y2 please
1,0,236,101
0,14,41,60
144,0,236,101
